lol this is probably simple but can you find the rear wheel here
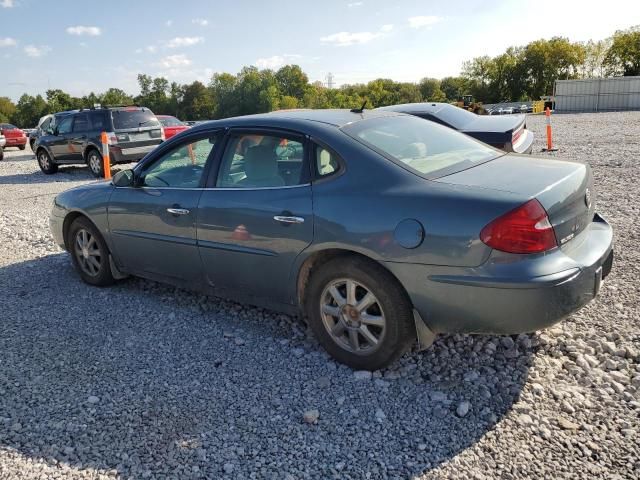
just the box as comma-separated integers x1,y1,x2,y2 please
87,149,105,178
18,144,25,150
305,256,415,370
68,217,115,286
0,146,4,161
37,149,58,174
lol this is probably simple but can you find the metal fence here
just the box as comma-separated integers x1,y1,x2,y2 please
554,77,640,113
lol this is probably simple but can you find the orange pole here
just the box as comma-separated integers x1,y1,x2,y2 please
545,107,553,150
100,131,111,179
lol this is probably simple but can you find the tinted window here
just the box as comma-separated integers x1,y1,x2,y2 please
1,123,16,129
343,116,500,178
56,117,73,135
217,134,305,188
315,146,340,177
432,105,477,129
110,108,160,130
159,116,184,127
89,111,107,131
73,114,89,133
142,135,218,188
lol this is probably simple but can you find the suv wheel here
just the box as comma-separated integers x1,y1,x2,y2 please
37,149,58,174
87,149,105,178
304,256,415,370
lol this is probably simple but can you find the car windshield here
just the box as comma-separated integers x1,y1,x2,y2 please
343,115,502,178
111,108,160,130
433,105,477,129
159,116,184,127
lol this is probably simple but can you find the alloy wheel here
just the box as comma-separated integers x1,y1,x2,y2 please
74,228,102,276
320,278,386,354
89,153,102,176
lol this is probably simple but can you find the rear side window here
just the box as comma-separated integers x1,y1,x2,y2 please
89,111,108,131
216,133,306,188
110,108,160,130
159,116,184,127
315,146,341,177
73,114,89,133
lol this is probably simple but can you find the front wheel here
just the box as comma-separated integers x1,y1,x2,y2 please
37,149,58,174
68,217,115,286
305,256,415,370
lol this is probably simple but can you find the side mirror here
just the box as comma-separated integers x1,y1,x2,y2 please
112,169,136,187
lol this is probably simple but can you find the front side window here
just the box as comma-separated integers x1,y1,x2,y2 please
56,117,74,135
40,118,52,131
141,135,218,188
343,115,501,178
216,133,305,188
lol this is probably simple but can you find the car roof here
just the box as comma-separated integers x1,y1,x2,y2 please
190,108,405,132
375,102,456,115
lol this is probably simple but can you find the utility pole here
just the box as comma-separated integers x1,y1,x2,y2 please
326,72,334,89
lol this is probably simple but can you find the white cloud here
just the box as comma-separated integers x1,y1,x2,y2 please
156,54,191,68
66,25,102,36
166,36,204,48
320,31,381,46
347,1,363,6
408,15,442,29
1,0,15,8
192,18,209,26
255,53,302,69
24,45,51,57
255,55,285,69
381,24,394,32
166,20,173,27
0,37,17,47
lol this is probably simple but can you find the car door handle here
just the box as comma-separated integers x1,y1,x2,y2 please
273,215,304,224
167,207,190,215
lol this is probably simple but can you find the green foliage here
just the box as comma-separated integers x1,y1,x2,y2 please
0,97,16,123
603,28,640,76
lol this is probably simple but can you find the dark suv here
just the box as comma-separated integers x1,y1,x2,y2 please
35,106,164,177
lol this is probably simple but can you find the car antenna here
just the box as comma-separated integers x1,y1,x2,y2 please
350,100,368,113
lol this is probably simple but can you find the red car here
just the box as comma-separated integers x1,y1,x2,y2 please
0,123,28,150
156,115,190,140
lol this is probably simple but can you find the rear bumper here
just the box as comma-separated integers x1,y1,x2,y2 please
5,137,27,147
385,213,613,334
110,144,159,164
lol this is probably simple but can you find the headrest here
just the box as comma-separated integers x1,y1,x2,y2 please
244,145,278,180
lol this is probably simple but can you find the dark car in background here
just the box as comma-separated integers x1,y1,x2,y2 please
50,109,612,370
0,123,28,150
36,106,164,177
157,115,190,139
377,102,534,154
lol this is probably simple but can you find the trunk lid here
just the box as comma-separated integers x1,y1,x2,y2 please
435,154,595,247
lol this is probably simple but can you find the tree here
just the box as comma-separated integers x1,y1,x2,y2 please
180,81,215,120
0,97,16,123
12,94,48,127
101,88,133,106
603,28,640,76
439,77,466,101
210,72,239,118
275,65,309,100
418,78,446,102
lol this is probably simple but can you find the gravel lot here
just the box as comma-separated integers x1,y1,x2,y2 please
0,112,639,479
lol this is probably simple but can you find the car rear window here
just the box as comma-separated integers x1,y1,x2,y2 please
159,116,184,127
110,108,160,130
343,115,502,179
433,105,477,129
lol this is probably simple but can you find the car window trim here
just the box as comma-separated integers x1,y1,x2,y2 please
134,130,224,189
206,126,311,189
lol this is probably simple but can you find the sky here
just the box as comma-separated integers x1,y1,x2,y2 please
1,0,639,101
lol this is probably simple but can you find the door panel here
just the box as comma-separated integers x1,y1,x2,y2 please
197,186,313,303
109,188,203,282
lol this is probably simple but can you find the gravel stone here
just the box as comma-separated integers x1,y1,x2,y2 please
456,401,471,418
303,409,320,424
0,114,639,478
87,395,100,404
353,370,372,381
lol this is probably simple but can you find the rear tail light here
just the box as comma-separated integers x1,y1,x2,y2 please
480,199,557,254
101,131,118,145
512,127,523,145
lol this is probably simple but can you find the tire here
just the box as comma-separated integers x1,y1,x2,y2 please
29,139,35,151
0,147,4,161
86,148,106,178
18,144,25,150
304,256,415,370
37,149,58,174
67,217,115,287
